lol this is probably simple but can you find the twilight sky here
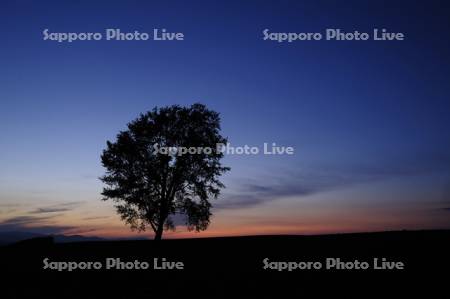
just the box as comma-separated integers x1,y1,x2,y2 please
1,0,450,238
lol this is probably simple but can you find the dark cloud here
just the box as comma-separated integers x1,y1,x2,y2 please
0,214,76,234
214,156,450,210
0,215,58,225
29,201,85,214
0,201,87,235
30,207,71,214
214,184,316,210
0,224,77,235
214,170,368,210
213,194,264,209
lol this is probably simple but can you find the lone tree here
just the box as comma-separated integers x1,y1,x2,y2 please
100,103,229,240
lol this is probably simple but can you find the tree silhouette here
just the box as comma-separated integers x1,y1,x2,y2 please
100,103,229,240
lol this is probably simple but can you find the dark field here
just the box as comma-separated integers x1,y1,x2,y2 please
1,230,449,297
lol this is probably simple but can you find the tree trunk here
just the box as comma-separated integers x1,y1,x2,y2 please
154,222,164,241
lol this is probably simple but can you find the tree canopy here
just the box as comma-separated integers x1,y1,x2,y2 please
100,103,229,240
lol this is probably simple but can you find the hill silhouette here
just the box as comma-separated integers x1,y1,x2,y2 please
0,231,105,245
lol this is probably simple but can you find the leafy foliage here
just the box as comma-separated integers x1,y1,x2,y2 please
100,103,229,240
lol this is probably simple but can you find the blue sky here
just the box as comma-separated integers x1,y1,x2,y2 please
1,0,450,237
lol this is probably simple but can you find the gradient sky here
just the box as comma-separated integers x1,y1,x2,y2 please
1,0,450,238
